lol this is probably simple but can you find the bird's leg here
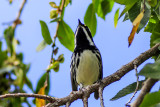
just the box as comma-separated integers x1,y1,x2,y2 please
79,83,85,91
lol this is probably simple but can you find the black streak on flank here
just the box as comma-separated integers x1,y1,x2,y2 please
76,58,80,68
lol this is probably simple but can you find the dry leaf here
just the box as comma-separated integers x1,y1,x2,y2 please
36,85,47,107
128,22,140,47
128,9,144,47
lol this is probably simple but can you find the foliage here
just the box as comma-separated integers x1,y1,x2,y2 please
0,26,33,106
138,59,160,79
110,80,144,101
140,90,160,107
111,0,160,106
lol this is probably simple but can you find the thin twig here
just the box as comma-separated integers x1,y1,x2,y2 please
0,93,55,103
131,78,158,107
125,62,139,106
66,102,71,107
52,0,65,44
45,0,66,91
0,43,160,106
45,43,160,106
12,0,27,29
83,97,88,107
48,0,65,68
99,86,104,107
44,70,50,88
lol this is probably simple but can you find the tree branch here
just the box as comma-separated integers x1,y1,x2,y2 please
99,86,104,107
131,78,158,107
0,43,160,106
12,0,27,29
82,97,88,107
47,0,65,88
126,63,139,106
46,43,160,106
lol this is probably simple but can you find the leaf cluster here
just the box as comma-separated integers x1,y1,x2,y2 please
0,26,33,106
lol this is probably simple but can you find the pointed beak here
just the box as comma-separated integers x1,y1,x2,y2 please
78,19,83,26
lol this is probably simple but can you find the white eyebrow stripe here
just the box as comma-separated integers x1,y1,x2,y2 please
75,26,79,45
81,26,94,46
75,26,79,37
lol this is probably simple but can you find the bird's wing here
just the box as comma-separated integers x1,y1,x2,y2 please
70,53,78,91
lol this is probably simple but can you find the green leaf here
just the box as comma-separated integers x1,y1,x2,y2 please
25,76,34,92
119,0,139,18
24,63,31,73
128,1,141,22
50,17,62,23
58,54,64,63
153,38,160,44
128,1,151,33
138,60,160,79
152,22,160,35
60,0,66,19
92,0,100,12
123,12,129,22
53,64,59,72
35,72,50,95
114,8,120,28
144,21,156,33
97,0,114,20
150,29,160,48
0,65,17,74
14,68,24,90
153,103,160,107
140,91,160,107
4,26,14,55
138,2,151,32
111,80,144,101
0,51,7,67
9,0,12,4
57,20,74,52
39,20,52,45
49,2,58,8
16,52,23,61
61,7,65,19
12,38,19,53
36,40,48,52
50,10,58,19
150,32,160,60
148,0,157,7
47,61,60,71
84,3,97,36
155,6,160,20
114,0,139,5
64,0,71,7
0,41,2,52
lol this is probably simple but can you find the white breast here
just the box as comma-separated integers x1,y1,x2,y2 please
76,50,99,87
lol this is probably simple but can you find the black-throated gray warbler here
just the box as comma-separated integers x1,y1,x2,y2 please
70,19,103,99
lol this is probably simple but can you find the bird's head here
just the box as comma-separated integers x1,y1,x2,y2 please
75,19,94,47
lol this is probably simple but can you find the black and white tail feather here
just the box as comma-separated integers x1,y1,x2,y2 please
70,19,103,99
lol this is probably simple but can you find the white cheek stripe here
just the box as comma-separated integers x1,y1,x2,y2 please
82,27,94,46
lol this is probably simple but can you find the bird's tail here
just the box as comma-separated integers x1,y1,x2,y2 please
94,90,99,100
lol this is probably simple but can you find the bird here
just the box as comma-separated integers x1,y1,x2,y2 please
70,19,103,99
